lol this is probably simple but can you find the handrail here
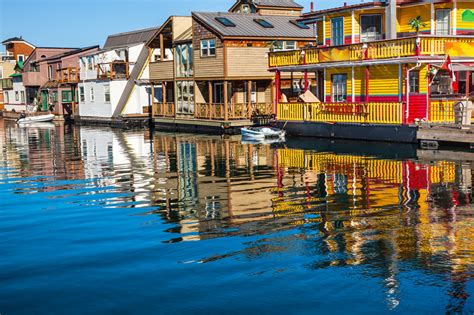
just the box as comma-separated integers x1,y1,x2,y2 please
269,36,474,67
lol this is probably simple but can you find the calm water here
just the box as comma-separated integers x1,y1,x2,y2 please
1,118,474,314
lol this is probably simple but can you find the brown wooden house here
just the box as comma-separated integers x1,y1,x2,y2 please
147,0,315,132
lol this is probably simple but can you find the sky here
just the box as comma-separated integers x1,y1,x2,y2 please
0,0,351,50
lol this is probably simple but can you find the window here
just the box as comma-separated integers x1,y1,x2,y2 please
5,91,9,103
290,20,310,29
200,39,216,57
241,4,250,13
20,91,25,103
52,91,58,103
215,17,236,27
18,55,24,63
254,18,274,28
87,57,94,70
104,85,111,103
15,91,19,102
273,41,297,51
331,17,344,46
0,66,3,79
79,87,85,102
331,74,347,102
48,65,53,80
360,15,382,42
176,81,194,114
176,43,193,77
409,71,420,93
62,90,73,102
436,9,451,35
90,87,95,102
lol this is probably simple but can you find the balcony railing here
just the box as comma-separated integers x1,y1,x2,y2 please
153,102,175,117
97,61,129,80
57,67,80,83
269,36,474,68
22,71,41,86
194,103,273,120
278,102,404,125
429,99,456,124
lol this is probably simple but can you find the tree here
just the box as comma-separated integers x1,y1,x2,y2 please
408,16,427,34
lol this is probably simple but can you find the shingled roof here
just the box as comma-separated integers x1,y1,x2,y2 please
253,0,303,9
103,27,160,50
192,12,314,38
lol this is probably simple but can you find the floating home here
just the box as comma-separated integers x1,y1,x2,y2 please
77,27,158,125
1,37,35,112
269,0,474,143
147,0,315,133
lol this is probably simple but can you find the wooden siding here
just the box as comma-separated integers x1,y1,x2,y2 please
457,2,474,35
397,5,431,35
258,9,301,16
226,47,272,79
149,61,174,81
193,18,225,79
325,13,352,45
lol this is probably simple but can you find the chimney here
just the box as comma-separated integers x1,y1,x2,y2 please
310,2,314,12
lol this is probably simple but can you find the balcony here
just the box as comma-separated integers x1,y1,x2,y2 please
22,71,41,86
0,78,13,90
149,60,174,81
194,103,273,120
57,67,80,84
269,36,474,68
97,61,129,80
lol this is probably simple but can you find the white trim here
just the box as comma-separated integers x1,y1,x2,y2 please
351,66,355,102
323,16,326,45
0,66,3,79
323,68,327,101
330,17,345,46
17,54,25,63
453,0,457,36
351,10,355,44
430,3,435,35
398,63,403,102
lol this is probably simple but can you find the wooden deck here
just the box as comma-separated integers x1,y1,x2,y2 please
154,117,254,134
417,124,474,148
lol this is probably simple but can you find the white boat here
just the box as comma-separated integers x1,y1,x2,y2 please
241,126,286,140
17,114,55,125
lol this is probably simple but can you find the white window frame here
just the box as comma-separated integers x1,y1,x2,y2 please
200,39,216,57
331,17,344,46
20,91,25,103
331,73,347,102
104,85,111,103
15,91,19,102
436,9,451,35
273,41,297,52
48,65,53,80
5,91,9,103
79,86,85,102
0,66,3,79
360,14,383,42
17,54,25,63
90,87,95,102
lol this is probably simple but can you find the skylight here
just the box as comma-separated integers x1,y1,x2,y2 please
290,20,310,29
254,18,274,28
215,17,236,27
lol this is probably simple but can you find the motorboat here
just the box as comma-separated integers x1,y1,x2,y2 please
17,114,55,125
241,126,285,140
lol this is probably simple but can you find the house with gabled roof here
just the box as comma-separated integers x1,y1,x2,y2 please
229,0,303,16
77,27,158,124
147,0,314,133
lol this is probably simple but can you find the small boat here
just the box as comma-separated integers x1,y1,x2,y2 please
241,126,286,140
17,114,55,125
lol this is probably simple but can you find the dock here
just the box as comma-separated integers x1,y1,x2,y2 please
417,124,474,149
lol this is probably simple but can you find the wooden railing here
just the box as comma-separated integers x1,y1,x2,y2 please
97,61,129,80
194,103,273,120
269,36,474,67
429,99,456,124
57,67,80,83
278,102,403,125
153,102,175,117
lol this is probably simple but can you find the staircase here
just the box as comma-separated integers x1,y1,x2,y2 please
112,46,150,118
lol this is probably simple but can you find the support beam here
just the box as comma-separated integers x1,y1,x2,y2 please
467,72,471,97
430,3,435,35
365,66,370,103
386,0,397,40
208,81,213,118
151,83,155,117
224,80,229,121
304,71,309,92
351,66,355,103
159,34,164,62
351,10,355,44
453,0,457,36
247,80,252,119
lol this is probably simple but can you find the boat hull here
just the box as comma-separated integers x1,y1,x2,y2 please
17,114,55,125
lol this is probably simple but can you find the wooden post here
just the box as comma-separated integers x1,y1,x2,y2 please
224,81,229,121
162,81,166,116
304,70,309,92
159,34,164,62
151,83,155,117
208,81,213,119
365,66,370,103
467,71,471,97
247,80,252,119
275,70,281,119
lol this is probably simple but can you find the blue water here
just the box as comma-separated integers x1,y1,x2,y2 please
1,119,474,314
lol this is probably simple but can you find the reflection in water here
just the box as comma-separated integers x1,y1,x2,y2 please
1,118,474,314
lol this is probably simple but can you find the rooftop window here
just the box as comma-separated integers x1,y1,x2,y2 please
290,20,310,29
215,17,236,27
254,18,274,28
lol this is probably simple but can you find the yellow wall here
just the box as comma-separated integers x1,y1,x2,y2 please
397,5,431,35
325,13,352,45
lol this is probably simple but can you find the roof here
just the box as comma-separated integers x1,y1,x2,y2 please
103,27,161,49
253,0,303,9
192,12,314,39
9,73,22,78
2,37,36,48
301,1,386,18
41,45,100,63
174,26,193,43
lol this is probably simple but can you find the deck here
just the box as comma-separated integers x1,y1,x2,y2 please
153,117,254,135
417,124,474,148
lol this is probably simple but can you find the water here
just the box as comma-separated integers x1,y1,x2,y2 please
1,118,473,314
